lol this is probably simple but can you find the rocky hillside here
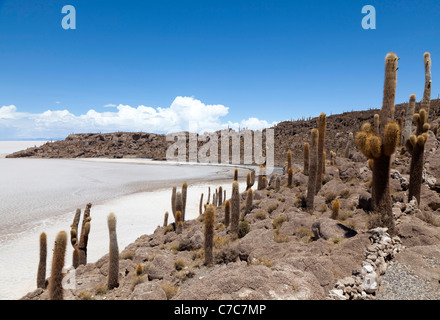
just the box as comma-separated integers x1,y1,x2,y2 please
8,100,440,168
21,112,440,300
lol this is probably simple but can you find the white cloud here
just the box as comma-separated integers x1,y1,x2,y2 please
0,97,277,139
103,104,117,108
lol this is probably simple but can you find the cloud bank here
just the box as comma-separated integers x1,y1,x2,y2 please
0,97,277,140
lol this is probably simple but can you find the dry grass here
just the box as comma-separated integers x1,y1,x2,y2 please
254,210,268,220
272,215,286,229
174,258,186,271
119,250,135,260
160,283,179,300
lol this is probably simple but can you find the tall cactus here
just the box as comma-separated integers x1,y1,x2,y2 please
315,113,327,194
107,213,119,290
224,200,231,227
406,106,430,205
199,193,204,216
287,168,293,187
403,94,416,144
37,232,47,289
356,52,399,230
244,188,253,217
345,132,353,158
287,150,293,172
163,211,169,227
230,181,240,235
303,142,310,175
182,182,188,221
171,186,177,219
78,203,92,266
422,52,432,118
176,211,183,234
204,205,215,266
48,231,67,300
234,169,238,181
306,128,319,211
218,186,223,206
70,208,81,269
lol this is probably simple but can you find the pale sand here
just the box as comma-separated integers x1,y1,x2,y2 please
0,157,251,300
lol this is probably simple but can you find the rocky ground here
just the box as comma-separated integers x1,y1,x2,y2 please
20,111,440,300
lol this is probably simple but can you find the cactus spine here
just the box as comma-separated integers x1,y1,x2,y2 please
406,105,430,205
315,113,326,194
356,52,399,230
303,142,310,175
204,205,215,266
107,213,119,290
230,181,240,235
78,203,92,266
37,232,47,289
306,128,319,211
48,231,67,300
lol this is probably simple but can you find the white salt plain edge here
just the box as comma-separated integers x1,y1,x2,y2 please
0,178,248,300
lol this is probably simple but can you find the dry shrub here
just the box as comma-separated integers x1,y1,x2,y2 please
296,227,314,243
272,215,286,229
254,210,268,220
273,231,290,243
160,283,179,300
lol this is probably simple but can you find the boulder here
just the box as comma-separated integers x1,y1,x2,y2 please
311,218,357,241
130,281,167,300
148,254,175,280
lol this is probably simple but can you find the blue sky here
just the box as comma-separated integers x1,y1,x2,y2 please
1,0,439,139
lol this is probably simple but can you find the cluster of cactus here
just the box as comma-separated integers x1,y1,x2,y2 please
356,52,400,230
76,203,92,266
406,105,430,204
171,182,188,226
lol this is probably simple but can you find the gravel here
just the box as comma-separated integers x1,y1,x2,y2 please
376,261,440,300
